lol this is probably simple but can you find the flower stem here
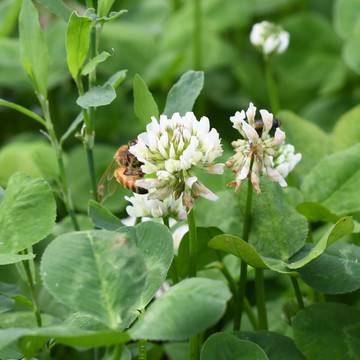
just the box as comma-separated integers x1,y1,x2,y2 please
187,208,197,278
189,335,200,360
264,57,280,114
193,0,202,70
21,251,42,327
111,344,124,360
138,339,147,360
234,174,254,331
255,268,268,330
290,276,305,309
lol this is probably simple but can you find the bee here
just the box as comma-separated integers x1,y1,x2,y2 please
254,118,281,136
98,140,148,196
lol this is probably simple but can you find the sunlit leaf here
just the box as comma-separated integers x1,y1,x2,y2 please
76,84,116,109
0,172,56,254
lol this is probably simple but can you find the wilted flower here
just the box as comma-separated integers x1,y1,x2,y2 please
226,102,301,194
129,112,224,211
250,21,289,57
125,192,186,220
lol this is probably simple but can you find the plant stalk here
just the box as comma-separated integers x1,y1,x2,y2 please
291,276,305,309
111,343,124,360
264,57,280,114
193,0,202,70
255,268,268,330
234,163,254,331
187,208,197,277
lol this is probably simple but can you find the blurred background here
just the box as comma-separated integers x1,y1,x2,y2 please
0,0,358,218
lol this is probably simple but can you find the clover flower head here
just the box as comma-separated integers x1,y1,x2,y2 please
129,112,224,211
250,21,290,57
125,192,186,220
226,102,301,194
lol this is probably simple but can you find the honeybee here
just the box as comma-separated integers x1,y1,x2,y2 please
255,118,281,136
98,140,148,196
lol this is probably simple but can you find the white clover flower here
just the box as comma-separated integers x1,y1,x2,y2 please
250,21,290,57
129,112,224,211
125,192,186,221
226,102,301,194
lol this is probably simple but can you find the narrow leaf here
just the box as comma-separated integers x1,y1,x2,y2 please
76,84,116,109
98,0,116,17
36,0,72,22
19,0,49,98
134,74,159,128
88,199,123,230
0,172,56,254
296,202,339,223
163,71,204,117
105,70,127,88
0,253,35,265
0,98,46,127
81,51,111,76
66,12,92,82
60,112,84,146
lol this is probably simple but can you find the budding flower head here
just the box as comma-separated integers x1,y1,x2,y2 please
250,21,290,57
226,102,301,194
129,112,224,212
125,192,186,221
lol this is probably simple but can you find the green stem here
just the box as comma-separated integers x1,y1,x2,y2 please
193,0,202,70
255,268,268,330
21,252,42,327
111,343,124,360
86,0,94,9
189,335,200,360
234,171,254,331
41,98,80,231
219,262,258,330
139,339,147,360
291,276,305,309
264,57,280,114
187,208,197,277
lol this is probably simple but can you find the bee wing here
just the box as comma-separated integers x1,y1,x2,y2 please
107,176,119,196
98,159,116,188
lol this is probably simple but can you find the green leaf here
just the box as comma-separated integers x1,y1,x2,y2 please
0,172,56,254
301,143,360,215
41,230,147,329
0,253,35,265
134,74,159,128
200,333,268,360
19,326,130,358
0,283,18,313
36,0,72,22
81,51,111,76
0,98,46,127
287,216,354,269
293,303,360,360
298,242,360,294
342,37,360,75
76,84,116,109
296,202,339,223
177,227,223,279
163,71,204,117
0,312,53,329
248,179,308,261
105,69,127,89
88,200,123,231
208,234,268,269
234,331,306,360
132,222,174,309
66,12,92,82
129,278,231,341
334,0,360,39
332,104,360,150
19,0,49,99
98,0,116,17
59,112,83,146
276,110,332,180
